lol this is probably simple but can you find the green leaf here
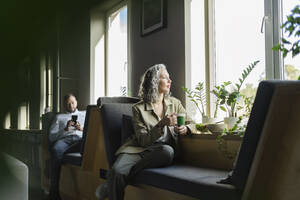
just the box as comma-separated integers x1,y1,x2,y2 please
272,43,281,51
282,38,291,44
220,106,226,112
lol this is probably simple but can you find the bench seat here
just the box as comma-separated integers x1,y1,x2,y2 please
133,164,240,200
62,152,82,166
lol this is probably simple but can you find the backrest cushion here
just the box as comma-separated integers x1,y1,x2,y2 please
230,80,278,189
80,105,96,155
42,112,56,134
101,103,135,167
97,96,140,107
121,115,135,145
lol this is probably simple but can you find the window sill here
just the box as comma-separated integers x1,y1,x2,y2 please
181,132,243,141
0,129,43,134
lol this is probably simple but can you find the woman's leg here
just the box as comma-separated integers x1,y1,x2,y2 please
98,144,174,200
128,144,174,180
96,153,141,200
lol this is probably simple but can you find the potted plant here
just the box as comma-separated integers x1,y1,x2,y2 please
216,94,255,159
211,60,260,129
182,82,217,124
183,82,218,132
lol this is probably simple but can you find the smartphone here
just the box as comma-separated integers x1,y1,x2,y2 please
71,115,78,124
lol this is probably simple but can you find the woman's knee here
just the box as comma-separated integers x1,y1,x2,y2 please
159,145,174,163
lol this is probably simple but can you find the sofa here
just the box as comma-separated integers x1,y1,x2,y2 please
41,97,140,199
98,80,300,200
40,80,300,200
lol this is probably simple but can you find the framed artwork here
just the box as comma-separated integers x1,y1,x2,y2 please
141,0,166,36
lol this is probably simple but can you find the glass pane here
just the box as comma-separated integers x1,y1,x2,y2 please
215,0,265,119
190,0,205,123
107,6,128,96
283,1,300,80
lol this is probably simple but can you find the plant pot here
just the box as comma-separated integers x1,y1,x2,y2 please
202,116,217,124
224,117,238,129
207,123,226,135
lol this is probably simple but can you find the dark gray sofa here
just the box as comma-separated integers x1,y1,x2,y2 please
99,103,239,199
98,80,298,199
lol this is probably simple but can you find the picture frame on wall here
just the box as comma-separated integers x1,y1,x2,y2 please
141,0,167,36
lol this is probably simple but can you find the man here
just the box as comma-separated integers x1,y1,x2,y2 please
48,94,86,200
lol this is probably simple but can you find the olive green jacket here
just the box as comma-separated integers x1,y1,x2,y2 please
115,96,196,155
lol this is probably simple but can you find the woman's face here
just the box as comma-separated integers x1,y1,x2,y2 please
158,69,172,94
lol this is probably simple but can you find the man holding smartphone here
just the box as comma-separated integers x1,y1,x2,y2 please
48,94,86,200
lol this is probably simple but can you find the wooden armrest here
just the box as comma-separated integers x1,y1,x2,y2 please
81,107,109,172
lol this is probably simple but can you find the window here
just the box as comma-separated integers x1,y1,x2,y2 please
188,0,206,122
106,4,128,96
93,36,105,103
41,52,53,113
214,0,265,119
186,0,297,122
91,2,129,101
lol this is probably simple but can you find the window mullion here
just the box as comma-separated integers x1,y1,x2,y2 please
205,0,216,117
273,0,283,79
265,0,283,80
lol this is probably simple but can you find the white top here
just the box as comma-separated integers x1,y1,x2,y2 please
49,109,86,143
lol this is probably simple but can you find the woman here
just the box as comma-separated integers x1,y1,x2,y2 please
96,64,195,200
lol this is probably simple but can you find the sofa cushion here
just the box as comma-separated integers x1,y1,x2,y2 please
101,103,135,167
121,115,135,145
62,153,82,166
42,112,56,137
80,105,95,155
97,96,139,107
133,164,241,200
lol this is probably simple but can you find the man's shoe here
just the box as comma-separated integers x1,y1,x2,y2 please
95,183,108,200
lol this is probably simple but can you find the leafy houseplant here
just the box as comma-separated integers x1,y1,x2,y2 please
211,60,260,119
183,82,215,132
272,5,300,58
182,82,206,118
213,61,259,159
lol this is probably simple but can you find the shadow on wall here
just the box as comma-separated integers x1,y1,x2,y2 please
0,57,37,129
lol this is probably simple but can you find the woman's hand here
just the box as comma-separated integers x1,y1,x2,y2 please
175,125,188,135
158,113,177,127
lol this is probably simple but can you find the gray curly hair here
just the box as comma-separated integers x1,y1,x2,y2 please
138,64,170,103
